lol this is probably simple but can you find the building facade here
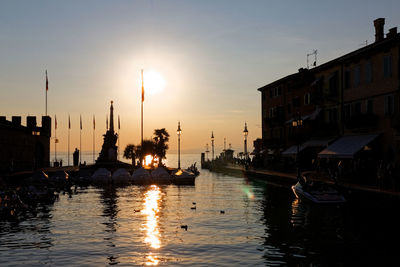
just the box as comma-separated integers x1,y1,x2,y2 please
258,18,400,175
0,116,51,173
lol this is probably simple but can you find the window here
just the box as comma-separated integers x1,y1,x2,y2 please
327,108,338,125
384,55,392,78
269,89,273,98
366,99,373,113
353,102,362,115
365,62,372,83
328,71,338,96
287,103,292,115
344,104,351,122
353,66,360,87
304,93,311,105
269,107,278,118
287,82,292,93
293,97,300,107
344,70,351,89
263,108,267,119
262,91,266,100
384,95,394,115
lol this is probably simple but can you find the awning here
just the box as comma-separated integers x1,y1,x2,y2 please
282,145,305,157
282,136,334,157
302,136,336,147
318,134,380,159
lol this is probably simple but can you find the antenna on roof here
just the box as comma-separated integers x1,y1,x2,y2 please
307,49,318,69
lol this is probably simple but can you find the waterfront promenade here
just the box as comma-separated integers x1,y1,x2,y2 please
218,164,400,199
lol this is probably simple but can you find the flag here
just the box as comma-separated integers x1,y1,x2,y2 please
106,115,108,130
93,115,95,130
68,114,71,129
141,69,144,102
80,115,82,130
118,115,120,130
55,115,57,129
46,70,48,91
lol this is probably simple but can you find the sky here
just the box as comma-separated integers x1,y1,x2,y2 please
1,0,400,156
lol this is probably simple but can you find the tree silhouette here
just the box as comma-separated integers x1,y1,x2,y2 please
153,128,170,166
123,144,137,166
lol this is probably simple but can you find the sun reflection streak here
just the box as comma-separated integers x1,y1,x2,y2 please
142,185,162,249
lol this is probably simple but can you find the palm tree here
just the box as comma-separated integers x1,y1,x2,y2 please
123,144,137,166
153,128,170,166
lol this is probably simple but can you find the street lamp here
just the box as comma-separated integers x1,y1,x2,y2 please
177,121,182,169
211,131,215,160
243,122,248,160
292,113,303,180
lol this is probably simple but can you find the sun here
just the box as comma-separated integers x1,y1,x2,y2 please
143,70,165,95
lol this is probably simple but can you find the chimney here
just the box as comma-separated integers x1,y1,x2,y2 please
374,18,385,42
387,27,397,39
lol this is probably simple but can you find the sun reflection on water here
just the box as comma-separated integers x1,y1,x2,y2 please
142,185,162,249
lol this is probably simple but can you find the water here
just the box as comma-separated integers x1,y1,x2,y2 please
1,154,400,266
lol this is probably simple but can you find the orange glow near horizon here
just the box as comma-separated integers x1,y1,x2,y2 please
143,185,161,249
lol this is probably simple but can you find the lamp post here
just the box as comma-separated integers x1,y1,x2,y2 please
211,131,215,160
292,113,303,180
177,121,182,169
243,122,248,160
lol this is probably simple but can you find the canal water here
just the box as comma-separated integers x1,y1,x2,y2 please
1,154,399,266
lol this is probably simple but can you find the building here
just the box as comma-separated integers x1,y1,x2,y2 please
0,116,51,173
258,18,400,178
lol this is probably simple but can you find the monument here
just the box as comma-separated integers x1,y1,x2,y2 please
97,101,118,163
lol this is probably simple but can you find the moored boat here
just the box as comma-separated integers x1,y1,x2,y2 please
91,168,112,184
112,168,132,184
291,180,346,204
132,167,151,185
171,169,196,185
151,167,171,184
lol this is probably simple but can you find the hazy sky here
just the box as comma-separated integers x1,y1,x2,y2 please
1,0,400,155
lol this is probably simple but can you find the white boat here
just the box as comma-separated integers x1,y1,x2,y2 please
112,168,132,184
132,167,151,184
151,167,171,184
91,168,112,184
171,169,196,185
291,180,346,204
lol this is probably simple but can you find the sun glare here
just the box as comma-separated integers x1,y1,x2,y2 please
144,71,165,95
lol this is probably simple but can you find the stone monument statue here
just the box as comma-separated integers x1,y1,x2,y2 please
97,101,118,163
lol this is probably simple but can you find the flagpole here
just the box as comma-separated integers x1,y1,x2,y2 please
141,69,144,166
68,115,70,166
45,70,48,116
55,114,57,165
80,115,82,166
93,115,95,164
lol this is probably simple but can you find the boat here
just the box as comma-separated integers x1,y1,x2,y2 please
151,167,171,184
112,168,132,184
91,168,112,184
132,167,151,185
187,162,200,176
291,178,346,204
171,169,196,185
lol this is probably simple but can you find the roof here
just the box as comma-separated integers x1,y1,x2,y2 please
257,33,400,92
318,134,380,159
